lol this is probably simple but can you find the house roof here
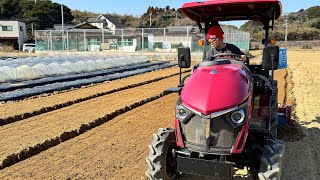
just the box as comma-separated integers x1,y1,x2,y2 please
73,22,100,29
0,19,25,23
100,14,124,28
53,24,76,30
86,18,105,23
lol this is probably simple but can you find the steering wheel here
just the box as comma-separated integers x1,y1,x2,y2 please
211,53,242,61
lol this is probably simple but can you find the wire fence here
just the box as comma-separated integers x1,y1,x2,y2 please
35,27,250,53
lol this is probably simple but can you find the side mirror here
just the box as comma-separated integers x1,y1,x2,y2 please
262,45,279,70
178,47,191,68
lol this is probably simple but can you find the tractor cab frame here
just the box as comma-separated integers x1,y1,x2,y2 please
147,1,286,180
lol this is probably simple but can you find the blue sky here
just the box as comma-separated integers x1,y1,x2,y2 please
52,0,320,27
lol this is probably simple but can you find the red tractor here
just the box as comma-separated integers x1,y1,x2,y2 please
146,0,287,179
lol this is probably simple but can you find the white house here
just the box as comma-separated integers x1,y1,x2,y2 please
0,20,27,50
87,15,123,34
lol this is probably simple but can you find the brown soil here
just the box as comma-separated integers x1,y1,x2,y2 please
274,69,287,105
0,73,187,169
280,51,320,180
0,50,319,179
0,66,185,121
0,94,177,179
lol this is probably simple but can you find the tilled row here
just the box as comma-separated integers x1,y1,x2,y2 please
0,67,190,126
0,93,178,179
274,69,287,105
0,73,187,170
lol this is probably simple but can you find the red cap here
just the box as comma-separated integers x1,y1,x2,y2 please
207,26,224,40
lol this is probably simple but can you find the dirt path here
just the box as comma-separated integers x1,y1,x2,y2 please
281,50,320,179
0,94,178,179
0,74,186,169
0,66,183,123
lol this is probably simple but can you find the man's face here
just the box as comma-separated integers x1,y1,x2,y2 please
208,38,221,48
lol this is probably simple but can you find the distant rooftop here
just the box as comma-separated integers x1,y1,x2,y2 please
53,24,76,30
101,14,124,28
0,19,25,23
86,18,105,23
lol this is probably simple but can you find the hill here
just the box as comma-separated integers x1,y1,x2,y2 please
72,5,320,41
240,6,320,41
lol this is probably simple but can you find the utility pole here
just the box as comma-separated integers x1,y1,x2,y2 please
31,23,34,36
149,12,152,27
61,4,64,31
61,4,65,50
33,0,36,40
285,12,288,42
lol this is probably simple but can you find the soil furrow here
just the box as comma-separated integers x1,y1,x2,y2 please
0,73,186,170
0,67,188,125
274,69,287,105
0,93,178,179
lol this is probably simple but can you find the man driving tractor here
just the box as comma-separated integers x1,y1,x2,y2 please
206,24,248,63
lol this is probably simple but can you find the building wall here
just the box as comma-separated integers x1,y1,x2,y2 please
153,35,193,43
0,21,19,37
105,19,115,34
0,21,27,50
90,22,106,29
18,21,27,49
97,16,116,34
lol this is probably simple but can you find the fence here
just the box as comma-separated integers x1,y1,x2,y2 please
35,27,250,53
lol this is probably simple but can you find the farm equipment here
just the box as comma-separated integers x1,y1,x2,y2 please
146,0,290,179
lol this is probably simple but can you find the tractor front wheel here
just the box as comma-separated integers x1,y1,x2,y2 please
146,128,177,180
258,139,285,180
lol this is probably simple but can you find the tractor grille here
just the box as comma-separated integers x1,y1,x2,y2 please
181,114,239,154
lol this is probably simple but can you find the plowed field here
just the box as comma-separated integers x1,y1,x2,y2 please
280,50,320,180
0,51,319,179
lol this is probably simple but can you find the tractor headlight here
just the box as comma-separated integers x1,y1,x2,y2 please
231,109,245,124
178,108,187,118
176,104,192,122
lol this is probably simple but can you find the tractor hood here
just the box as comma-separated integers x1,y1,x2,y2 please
179,0,282,22
181,64,251,114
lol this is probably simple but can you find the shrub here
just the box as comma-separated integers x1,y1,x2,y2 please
0,45,14,52
301,44,312,49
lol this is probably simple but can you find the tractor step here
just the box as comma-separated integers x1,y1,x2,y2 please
177,156,233,179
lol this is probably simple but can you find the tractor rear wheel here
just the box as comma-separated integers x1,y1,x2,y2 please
146,128,177,180
258,139,285,180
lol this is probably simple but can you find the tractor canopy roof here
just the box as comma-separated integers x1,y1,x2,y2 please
179,0,282,22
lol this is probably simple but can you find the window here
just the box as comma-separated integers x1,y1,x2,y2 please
2,26,13,31
20,26,23,31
